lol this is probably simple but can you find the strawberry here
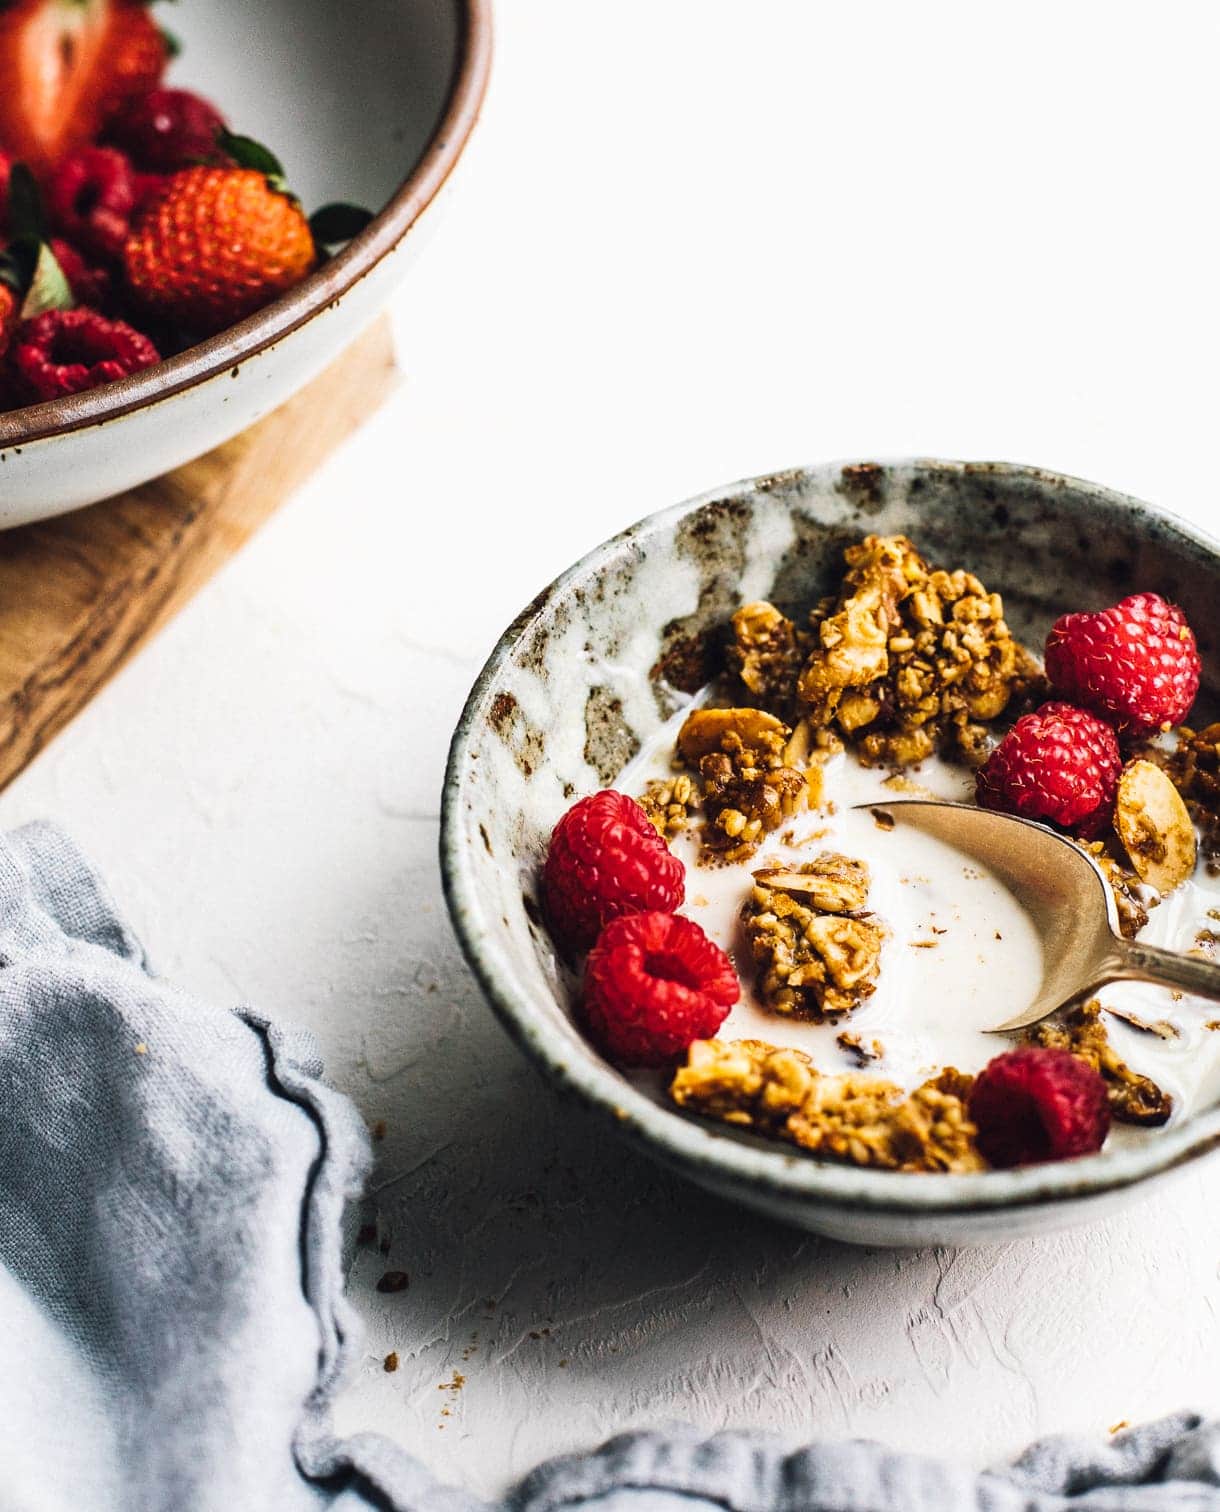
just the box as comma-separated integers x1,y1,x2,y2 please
0,0,166,173
124,134,317,335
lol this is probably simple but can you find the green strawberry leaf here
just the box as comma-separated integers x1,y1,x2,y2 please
0,246,23,297
6,163,47,243
159,23,181,57
309,203,375,247
216,129,289,194
20,243,75,320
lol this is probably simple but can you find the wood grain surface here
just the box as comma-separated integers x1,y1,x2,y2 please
0,317,399,791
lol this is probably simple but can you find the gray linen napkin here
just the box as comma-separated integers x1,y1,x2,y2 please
0,821,1217,1512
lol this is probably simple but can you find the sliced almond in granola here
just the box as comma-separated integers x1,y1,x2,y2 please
676,707,789,762
752,854,870,914
782,717,815,767
1114,758,1197,894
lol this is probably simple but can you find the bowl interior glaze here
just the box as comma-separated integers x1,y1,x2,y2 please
441,461,1220,1244
0,0,486,461
169,0,458,214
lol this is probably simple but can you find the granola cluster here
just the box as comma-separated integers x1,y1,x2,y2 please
670,1038,984,1173
1026,1000,1172,1126
742,854,884,1020
670,707,811,862
730,535,1043,768
637,772,699,838
1148,723,1220,876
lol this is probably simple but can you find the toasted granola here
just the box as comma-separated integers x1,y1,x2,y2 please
784,534,1043,768
1026,1000,1172,1126
674,707,811,861
1145,723,1220,876
743,854,884,1019
637,772,700,838
1113,759,1197,894
1076,840,1152,940
836,1030,884,1065
727,600,811,717
670,1037,984,1173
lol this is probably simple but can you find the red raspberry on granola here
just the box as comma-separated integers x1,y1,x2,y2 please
1045,592,1200,735
583,911,739,1066
976,701,1121,837
542,789,685,953
969,1046,1110,1167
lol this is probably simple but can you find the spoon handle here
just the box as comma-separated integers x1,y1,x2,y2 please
1107,939,1220,1005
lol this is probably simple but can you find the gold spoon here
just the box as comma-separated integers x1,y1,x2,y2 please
865,800,1220,1033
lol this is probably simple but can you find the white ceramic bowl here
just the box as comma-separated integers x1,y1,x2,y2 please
441,459,1220,1247
0,0,491,526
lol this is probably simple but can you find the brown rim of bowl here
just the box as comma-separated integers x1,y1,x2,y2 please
0,0,493,449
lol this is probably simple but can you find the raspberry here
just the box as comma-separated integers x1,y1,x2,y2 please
106,88,228,173
542,789,684,952
132,171,170,215
583,911,739,1066
976,701,1121,836
50,238,113,307
969,1046,1110,1167
11,308,160,402
1045,592,1201,735
47,146,137,260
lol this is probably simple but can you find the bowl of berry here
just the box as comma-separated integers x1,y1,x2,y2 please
441,459,1220,1246
0,0,492,524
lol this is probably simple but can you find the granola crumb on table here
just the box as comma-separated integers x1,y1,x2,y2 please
742,854,884,1020
1025,1000,1172,1126
670,1038,984,1173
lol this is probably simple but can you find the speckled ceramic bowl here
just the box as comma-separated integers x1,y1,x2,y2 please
441,460,1220,1246
0,0,491,526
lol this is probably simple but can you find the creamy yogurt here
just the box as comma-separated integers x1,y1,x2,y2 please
621,700,1220,1134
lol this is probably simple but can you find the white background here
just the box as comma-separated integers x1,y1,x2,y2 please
4,1,1220,1497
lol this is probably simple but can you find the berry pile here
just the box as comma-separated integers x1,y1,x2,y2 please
0,0,371,409
977,591,1200,837
542,790,739,1066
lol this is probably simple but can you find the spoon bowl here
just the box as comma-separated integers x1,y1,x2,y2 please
870,800,1220,1032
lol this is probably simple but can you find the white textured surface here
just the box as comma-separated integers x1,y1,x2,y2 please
3,0,1220,1497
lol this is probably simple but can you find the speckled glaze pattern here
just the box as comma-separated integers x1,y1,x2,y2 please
440,459,1220,1245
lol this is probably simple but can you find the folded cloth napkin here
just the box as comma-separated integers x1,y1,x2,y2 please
1,821,1218,1512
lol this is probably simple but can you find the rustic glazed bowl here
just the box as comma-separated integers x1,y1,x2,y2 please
441,460,1220,1246
0,0,492,526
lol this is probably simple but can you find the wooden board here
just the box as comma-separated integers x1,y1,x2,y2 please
0,316,400,790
